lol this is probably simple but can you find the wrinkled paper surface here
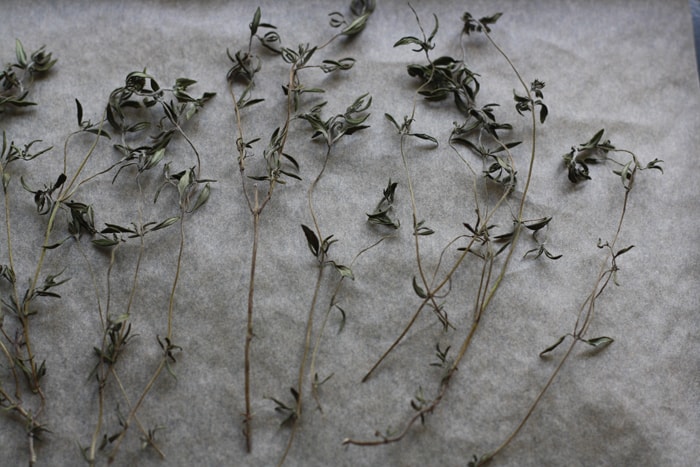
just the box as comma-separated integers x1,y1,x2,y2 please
1,1,698,466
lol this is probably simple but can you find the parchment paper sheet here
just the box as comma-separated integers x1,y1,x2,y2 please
1,1,698,466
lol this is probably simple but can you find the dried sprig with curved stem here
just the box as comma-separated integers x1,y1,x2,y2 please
103,162,211,463
0,42,61,465
472,132,663,466
275,93,371,466
344,6,551,449
296,182,401,419
49,71,215,465
354,7,526,386
2,60,178,467
0,133,56,466
227,2,374,454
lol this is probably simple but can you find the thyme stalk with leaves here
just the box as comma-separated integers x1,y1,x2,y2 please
344,7,551,448
0,40,60,466
472,131,662,466
52,71,215,464
227,2,374,453
0,134,56,466
273,93,371,465
227,8,299,451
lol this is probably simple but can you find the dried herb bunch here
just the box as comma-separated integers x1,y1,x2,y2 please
471,129,662,466
341,6,662,466
0,3,669,465
0,41,58,466
343,4,545,446
2,41,214,462
0,134,56,467
70,71,214,464
226,1,375,457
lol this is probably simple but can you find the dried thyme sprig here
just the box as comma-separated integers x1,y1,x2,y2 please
55,71,214,465
0,40,56,111
275,93,371,465
0,41,58,465
227,7,294,453
0,133,55,466
345,6,554,449
227,3,373,454
356,7,517,388
473,135,663,466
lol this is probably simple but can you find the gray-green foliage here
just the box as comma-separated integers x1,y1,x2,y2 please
0,3,665,466
0,39,56,111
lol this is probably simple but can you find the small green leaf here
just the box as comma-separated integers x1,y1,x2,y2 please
250,7,262,35
151,217,180,231
384,113,401,131
341,12,371,36
125,121,150,133
523,217,552,232
367,210,399,229
335,304,346,333
177,169,191,197
320,58,355,73
239,98,265,109
614,245,635,258
43,238,69,250
1,97,37,107
410,133,438,145
493,229,515,242
414,221,434,236
279,170,301,181
101,223,135,234
92,238,120,248
645,158,664,173
333,263,354,280
53,173,66,190
35,291,61,298
539,335,567,357
328,11,345,28
523,246,545,260
584,336,614,349
75,99,83,126
581,129,605,150
190,182,211,212
544,249,563,260
301,224,319,257
175,77,197,90
282,153,299,171
393,36,424,48
15,39,27,67
165,360,178,378
616,160,633,186
412,276,428,299
111,313,130,324
321,234,337,254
